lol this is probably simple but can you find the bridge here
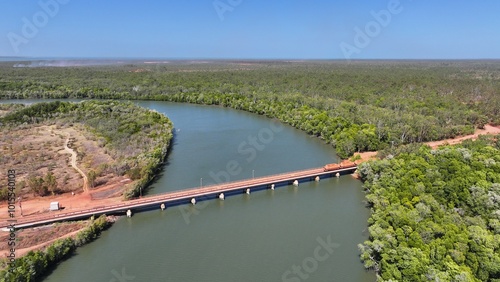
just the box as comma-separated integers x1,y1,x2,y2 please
1,165,357,229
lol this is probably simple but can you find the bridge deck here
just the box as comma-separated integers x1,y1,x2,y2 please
1,166,356,229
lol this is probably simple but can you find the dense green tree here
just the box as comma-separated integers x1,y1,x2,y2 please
2,61,498,158
27,175,46,196
358,137,500,281
87,169,97,188
44,171,57,195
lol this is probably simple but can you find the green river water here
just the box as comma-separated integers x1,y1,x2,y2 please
6,100,374,282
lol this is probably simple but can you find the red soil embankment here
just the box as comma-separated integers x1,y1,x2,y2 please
354,124,500,164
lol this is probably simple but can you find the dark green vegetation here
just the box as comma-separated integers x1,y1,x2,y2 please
358,137,500,281
0,100,174,199
1,61,499,158
0,215,111,282
1,60,500,281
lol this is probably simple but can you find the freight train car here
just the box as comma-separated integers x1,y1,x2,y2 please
323,160,356,172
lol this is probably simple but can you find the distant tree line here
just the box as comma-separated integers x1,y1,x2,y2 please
1,61,497,158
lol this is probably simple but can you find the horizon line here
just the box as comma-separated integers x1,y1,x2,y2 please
1,56,500,61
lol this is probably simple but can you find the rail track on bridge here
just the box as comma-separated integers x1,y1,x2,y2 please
1,165,357,229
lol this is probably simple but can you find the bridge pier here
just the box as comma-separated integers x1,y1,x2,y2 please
219,193,225,200
160,203,166,210
5,165,359,229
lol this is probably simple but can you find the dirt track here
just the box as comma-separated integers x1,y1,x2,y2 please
355,124,500,163
64,135,89,193
0,222,86,258
426,124,500,148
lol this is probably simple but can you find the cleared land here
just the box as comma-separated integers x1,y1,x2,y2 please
0,124,131,220
0,101,173,261
0,222,86,258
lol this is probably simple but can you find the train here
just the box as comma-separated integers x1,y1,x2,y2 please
323,160,357,172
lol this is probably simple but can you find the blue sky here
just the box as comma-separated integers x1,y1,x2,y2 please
0,0,499,59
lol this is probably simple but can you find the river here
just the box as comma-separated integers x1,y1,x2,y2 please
3,100,374,281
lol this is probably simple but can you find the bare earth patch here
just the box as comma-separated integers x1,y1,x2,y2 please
353,124,500,163
0,222,86,258
0,119,134,261
0,123,135,221
0,125,83,195
0,215,118,259
425,124,500,148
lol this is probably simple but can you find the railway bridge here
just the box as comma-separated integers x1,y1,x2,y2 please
1,164,357,229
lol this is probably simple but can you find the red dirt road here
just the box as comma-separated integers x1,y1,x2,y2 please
354,124,500,163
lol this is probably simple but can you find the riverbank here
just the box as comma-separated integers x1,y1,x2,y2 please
2,60,497,158
39,99,373,282
4,101,497,221
1,61,498,281
0,215,115,281
2,100,497,281
4,108,498,227
0,101,174,280
356,134,500,280
0,223,86,258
